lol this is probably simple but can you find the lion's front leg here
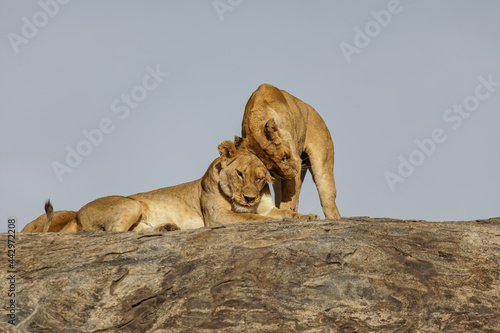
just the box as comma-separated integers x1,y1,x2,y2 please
274,161,307,213
205,211,275,227
285,211,320,221
267,206,320,221
305,144,341,219
258,184,319,221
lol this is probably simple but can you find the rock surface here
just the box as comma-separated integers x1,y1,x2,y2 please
1,217,500,332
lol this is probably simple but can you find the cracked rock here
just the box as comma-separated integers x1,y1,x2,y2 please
2,218,500,332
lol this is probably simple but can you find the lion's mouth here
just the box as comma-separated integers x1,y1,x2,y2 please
235,201,253,208
234,196,259,208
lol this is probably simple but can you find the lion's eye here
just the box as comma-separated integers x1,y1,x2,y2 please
281,154,288,162
236,170,243,179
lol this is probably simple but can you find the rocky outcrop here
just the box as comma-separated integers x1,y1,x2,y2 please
2,217,500,332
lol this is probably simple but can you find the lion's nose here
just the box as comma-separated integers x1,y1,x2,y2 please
243,195,256,203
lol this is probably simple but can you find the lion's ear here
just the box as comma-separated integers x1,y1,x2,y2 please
234,136,244,149
218,140,237,165
264,118,279,141
266,172,275,184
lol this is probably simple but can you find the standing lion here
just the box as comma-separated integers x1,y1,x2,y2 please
241,83,340,219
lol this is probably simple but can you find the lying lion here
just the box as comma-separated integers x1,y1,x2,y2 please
22,139,318,233
21,201,76,233
241,83,341,219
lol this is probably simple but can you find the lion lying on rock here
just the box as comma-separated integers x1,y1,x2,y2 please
21,201,76,233
22,139,318,233
241,83,341,219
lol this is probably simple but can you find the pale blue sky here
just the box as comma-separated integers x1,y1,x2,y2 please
1,0,499,233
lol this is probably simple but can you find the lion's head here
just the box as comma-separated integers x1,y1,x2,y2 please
244,118,300,179
218,139,275,212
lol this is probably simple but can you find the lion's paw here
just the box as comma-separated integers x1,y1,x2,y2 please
306,214,321,221
292,213,320,221
158,223,180,232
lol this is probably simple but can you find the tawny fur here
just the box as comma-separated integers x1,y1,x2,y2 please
25,140,319,233
241,83,341,219
21,205,76,233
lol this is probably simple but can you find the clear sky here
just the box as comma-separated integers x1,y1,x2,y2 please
1,0,499,233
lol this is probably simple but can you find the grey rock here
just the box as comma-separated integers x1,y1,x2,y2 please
2,217,500,332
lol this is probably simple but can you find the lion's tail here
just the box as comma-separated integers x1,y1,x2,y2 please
42,199,54,233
